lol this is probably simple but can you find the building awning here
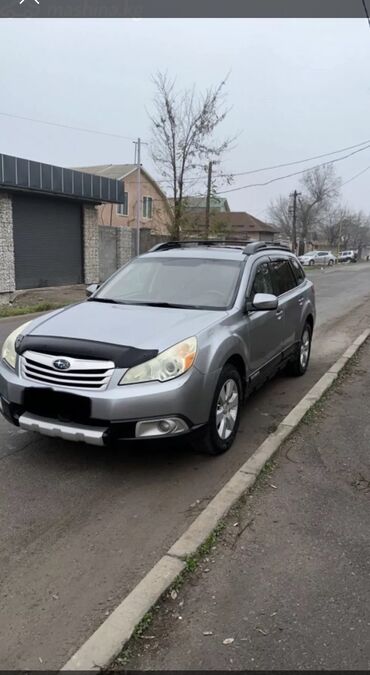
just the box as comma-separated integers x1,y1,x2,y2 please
0,154,125,204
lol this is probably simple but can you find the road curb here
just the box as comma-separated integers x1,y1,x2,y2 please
60,329,370,671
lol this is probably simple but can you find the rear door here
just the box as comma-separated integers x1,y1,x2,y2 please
269,257,300,353
316,251,329,265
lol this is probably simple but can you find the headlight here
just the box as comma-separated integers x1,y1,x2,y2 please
120,337,197,385
1,321,31,369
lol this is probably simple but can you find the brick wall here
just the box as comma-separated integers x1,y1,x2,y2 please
83,204,99,284
0,193,16,303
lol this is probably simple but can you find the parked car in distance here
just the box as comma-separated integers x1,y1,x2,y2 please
0,240,316,456
337,250,358,263
299,250,336,267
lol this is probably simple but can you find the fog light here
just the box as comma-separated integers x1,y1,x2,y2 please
158,419,176,433
136,417,189,438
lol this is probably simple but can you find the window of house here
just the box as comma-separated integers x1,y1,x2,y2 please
250,262,274,298
270,259,297,295
117,192,128,216
143,196,153,219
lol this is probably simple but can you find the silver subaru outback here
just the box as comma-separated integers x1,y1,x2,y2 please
0,241,315,456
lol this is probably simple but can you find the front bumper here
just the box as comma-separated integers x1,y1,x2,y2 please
0,358,218,445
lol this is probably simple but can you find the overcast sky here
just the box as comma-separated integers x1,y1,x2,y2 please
0,18,370,219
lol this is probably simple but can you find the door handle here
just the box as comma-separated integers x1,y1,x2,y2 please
276,309,284,320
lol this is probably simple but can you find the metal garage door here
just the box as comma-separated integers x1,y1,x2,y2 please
13,193,83,289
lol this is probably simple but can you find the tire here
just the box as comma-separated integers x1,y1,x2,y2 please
309,260,315,267
328,259,334,266
286,323,312,377
197,364,242,456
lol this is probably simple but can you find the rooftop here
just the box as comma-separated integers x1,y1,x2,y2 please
169,195,231,211
0,154,125,203
181,210,277,234
73,164,138,180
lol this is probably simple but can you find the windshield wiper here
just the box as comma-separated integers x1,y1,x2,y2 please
134,301,193,309
88,298,198,309
88,297,120,304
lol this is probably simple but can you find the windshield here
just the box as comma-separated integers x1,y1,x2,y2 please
94,257,243,310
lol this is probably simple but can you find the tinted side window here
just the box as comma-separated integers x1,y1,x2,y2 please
271,259,297,295
290,258,305,285
251,262,274,298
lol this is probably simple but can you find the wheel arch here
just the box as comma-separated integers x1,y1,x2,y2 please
305,313,314,332
224,354,247,391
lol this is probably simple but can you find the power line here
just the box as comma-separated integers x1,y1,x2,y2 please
362,0,370,28
217,143,370,195
155,137,370,187
342,164,370,186
0,110,140,142
4,105,370,190
212,138,370,178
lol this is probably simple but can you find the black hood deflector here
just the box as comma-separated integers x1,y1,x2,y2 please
16,335,158,369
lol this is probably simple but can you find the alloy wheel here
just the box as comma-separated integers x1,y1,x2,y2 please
215,379,239,440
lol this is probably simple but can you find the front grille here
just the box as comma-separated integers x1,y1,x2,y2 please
21,350,115,391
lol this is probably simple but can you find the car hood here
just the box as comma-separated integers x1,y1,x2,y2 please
27,301,225,353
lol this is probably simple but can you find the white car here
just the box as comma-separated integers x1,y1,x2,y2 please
337,250,358,263
299,250,336,267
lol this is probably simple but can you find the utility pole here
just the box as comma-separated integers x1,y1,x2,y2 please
290,190,301,254
134,137,142,256
337,220,342,260
205,160,213,240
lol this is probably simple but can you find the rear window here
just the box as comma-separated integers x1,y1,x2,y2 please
270,259,297,295
290,258,306,285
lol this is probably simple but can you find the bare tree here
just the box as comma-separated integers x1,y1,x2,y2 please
297,165,341,252
268,195,292,238
149,72,234,239
269,165,341,252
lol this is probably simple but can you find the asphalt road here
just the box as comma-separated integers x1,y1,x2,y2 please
1,263,370,669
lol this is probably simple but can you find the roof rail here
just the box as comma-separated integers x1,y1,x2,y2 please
243,241,291,255
149,239,253,252
148,239,292,255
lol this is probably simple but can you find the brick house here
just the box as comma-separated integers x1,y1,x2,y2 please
181,210,277,241
75,164,172,235
216,212,278,241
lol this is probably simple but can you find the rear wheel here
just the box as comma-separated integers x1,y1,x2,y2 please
286,323,312,377
328,259,334,266
197,364,242,456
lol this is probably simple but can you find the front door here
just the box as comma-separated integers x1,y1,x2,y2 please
243,259,283,377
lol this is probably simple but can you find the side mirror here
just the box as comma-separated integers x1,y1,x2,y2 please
252,293,278,311
86,283,100,297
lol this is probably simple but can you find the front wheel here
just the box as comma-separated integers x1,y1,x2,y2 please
328,259,334,266
309,259,315,267
286,323,312,377
198,364,242,456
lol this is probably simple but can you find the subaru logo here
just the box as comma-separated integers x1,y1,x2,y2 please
53,359,71,371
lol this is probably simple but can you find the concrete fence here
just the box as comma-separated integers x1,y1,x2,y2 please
99,227,168,282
